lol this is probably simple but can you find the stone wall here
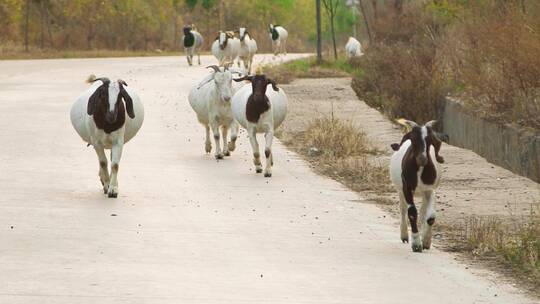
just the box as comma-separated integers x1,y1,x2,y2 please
442,98,540,183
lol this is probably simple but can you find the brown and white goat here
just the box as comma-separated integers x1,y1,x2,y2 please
389,120,443,252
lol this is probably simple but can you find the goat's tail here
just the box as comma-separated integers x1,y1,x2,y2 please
86,74,97,84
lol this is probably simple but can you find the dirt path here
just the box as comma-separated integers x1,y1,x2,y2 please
0,58,536,303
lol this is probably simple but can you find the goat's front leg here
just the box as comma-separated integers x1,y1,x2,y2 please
108,141,124,198
222,125,230,156
197,50,201,65
421,190,436,250
93,143,109,194
210,119,223,159
228,121,239,152
404,187,422,252
398,191,409,243
248,127,262,173
263,130,274,177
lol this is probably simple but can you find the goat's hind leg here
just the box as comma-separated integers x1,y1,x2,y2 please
93,143,110,194
421,190,436,249
398,191,409,243
228,121,239,152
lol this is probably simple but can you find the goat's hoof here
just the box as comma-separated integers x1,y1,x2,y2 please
215,154,224,160
223,151,231,157
411,244,423,253
264,172,272,178
108,192,118,198
227,141,236,152
423,244,431,250
401,238,409,243
255,168,263,173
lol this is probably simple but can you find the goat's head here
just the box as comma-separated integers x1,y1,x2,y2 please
397,119,439,167
217,31,229,50
87,78,135,124
234,74,279,100
183,26,192,35
238,27,248,41
199,65,245,103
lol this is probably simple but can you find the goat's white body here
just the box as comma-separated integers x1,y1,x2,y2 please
211,38,240,65
231,84,287,132
70,82,144,148
183,30,204,66
345,37,363,58
270,26,288,57
390,139,441,251
238,36,258,72
188,75,241,158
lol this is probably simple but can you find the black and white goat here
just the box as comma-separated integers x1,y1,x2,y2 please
389,120,443,252
70,76,144,198
268,24,288,59
231,74,287,177
183,25,204,66
236,27,258,73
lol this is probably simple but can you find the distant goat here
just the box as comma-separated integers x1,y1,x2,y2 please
211,31,240,66
345,37,363,58
237,27,258,73
70,76,144,198
232,74,287,177
183,25,204,66
268,24,288,59
188,65,245,159
389,120,443,252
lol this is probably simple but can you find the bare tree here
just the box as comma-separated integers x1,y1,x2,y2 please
358,0,372,43
24,0,30,52
322,0,339,60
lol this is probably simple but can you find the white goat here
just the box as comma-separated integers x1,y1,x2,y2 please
70,76,144,198
188,65,245,159
268,24,288,59
236,27,258,73
389,119,442,252
231,74,287,177
345,36,363,58
211,31,240,66
183,25,204,66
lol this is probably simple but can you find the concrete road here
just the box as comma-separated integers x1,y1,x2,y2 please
0,56,534,304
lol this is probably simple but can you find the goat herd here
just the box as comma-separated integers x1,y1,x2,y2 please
69,24,444,253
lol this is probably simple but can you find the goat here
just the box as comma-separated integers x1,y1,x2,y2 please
236,27,258,73
70,76,144,198
188,65,245,159
183,25,204,66
211,31,240,66
232,74,287,177
389,119,443,252
268,24,288,59
345,36,363,58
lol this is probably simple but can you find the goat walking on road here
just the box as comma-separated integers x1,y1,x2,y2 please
70,76,144,198
390,120,443,252
183,25,204,66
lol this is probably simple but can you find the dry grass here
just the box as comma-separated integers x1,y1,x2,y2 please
265,56,353,84
447,209,540,290
280,116,391,193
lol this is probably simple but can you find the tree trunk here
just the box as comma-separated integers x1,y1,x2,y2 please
316,0,322,63
359,0,372,43
371,0,378,20
24,0,30,52
40,0,45,49
330,14,337,60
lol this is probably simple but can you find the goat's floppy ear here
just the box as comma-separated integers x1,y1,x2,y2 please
119,82,135,119
266,78,279,91
233,75,253,82
87,86,102,116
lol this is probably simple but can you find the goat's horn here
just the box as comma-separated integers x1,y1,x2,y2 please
206,65,221,73
425,120,438,128
117,79,128,86
396,118,418,130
